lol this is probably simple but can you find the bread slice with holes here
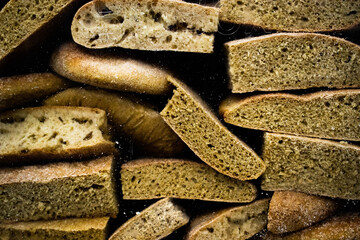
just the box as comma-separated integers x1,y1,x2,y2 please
0,106,114,164
224,33,360,93
109,198,189,240
220,89,360,141
71,0,219,53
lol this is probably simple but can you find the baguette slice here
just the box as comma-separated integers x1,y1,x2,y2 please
220,0,360,32
225,33,360,93
0,217,109,240
0,156,118,223
121,159,257,203
160,77,265,181
71,0,219,53
185,199,270,240
109,198,189,240
261,133,360,200
220,89,360,141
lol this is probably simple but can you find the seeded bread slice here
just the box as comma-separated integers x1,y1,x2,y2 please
225,33,360,93
109,198,189,240
220,89,360,141
160,77,265,181
0,106,114,164
0,156,118,223
71,0,219,53
261,133,360,200
121,159,257,203
220,0,360,32
0,217,110,240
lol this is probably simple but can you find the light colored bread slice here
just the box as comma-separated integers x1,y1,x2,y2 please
71,0,219,53
219,0,360,32
185,198,270,240
160,77,265,181
109,198,189,240
0,217,110,240
121,159,257,202
224,33,360,93
44,88,186,157
267,191,338,234
0,73,70,112
0,155,118,223
220,89,360,141
50,42,172,95
0,106,114,164
261,133,360,200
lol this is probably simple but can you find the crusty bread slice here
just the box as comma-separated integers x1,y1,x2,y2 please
71,0,219,53
160,77,265,181
220,0,360,32
121,159,257,203
185,199,270,240
109,198,189,240
220,89,360,141
261,133,360,200
267,191,338,234
50,42,172,95
0,106,114,164
0,217,109,240
224,33,360,93
0,156,118,223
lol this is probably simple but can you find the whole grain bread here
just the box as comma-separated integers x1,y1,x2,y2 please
121,159,257,203
71,0,219,53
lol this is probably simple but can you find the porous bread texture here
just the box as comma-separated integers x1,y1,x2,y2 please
0,217,109,240
121,159,257,203
0,156,118,222
267,191,338,234
219,0,360,32
0,73,70,112
186,199,269,240
225,33,360,93
71,0,219,53
160,77,265,181
44,88,186,157
261,133,360,200
220,89,360,141
50,42,171,95
0,106,114,164
109,198,189,240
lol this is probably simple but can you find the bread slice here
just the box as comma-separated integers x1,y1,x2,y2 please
0,155,118,222
261,133,360,200
71,0,219,53
0,217,109,240
44,88,186,157
220,89,360,141
267,191,338,234
219,0,360,32
109,198,189,240
185,198,270,240
0,106,114,164
160,77,265,181
121,159,257,202
224,33,360,93
50,42,172,95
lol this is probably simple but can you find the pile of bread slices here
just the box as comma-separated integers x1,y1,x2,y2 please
0,0,360,239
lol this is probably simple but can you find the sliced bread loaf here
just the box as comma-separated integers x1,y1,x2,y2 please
121,159,257,203
0,106,114,164
0,155,118,222
109,198,189,240
224,33,360,93
160,77,265,181
261,133,360,200
220,90,360,141
71,0,219,53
